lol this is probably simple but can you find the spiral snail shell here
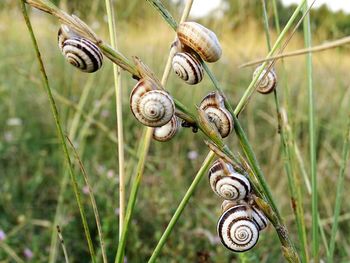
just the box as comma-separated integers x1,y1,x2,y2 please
58,25,103,73
199,92,233,138
209,160,251,201
177,22,222,63
253,65,277,94
172,52,204,85
153,116,179,142
217,205,259,252
130,78,175,127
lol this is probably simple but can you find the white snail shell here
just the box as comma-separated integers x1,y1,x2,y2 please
172,52,204,85
199,92,233,138
130,78,175,127
251,205,269,231
217,205,260,252
253,65,277,94
209,160,251,201
58,25,103,73
153,116,179,142
177,22,222,63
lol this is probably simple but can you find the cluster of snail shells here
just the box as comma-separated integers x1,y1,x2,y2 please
208,159,269,252
172,21,222,85
58,25,103,73
199,92,233,138
253,64,277,94
130,77,175,128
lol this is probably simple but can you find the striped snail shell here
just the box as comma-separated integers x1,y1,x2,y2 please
172,52,204,85
153,116,179,142
251,205,269,231
199,92,233,138
253,65,277,94
58,25,103,73
217,205,259,252
209,160,251,201
177,22,222,63
130,78,175,127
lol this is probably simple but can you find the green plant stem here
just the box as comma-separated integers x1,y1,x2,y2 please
261,1,308,262
114,127,153,263
328,118,350,262
19,2,96,262
147,151,215,263
104,0,126,245
302,2,318,261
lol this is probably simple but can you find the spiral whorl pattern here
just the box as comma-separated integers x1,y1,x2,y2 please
217,205,259,252
130,78,175,127
58,26,103,73
153,116,179,142
177,22,222,63
209,160,251,201
253,65,277,94
172,52,204,85
200,92,233,138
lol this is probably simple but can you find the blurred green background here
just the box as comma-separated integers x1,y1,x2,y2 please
1,0,350,262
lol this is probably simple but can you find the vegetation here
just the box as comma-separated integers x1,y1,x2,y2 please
1,0,350,262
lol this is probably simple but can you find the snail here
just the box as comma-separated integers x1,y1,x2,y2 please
153,116,179,142
199,92,233,138
177,21,222,63
208,160,251,201
130,77,175,127
221,201,269,232
58,25,103,73
253,64,277,94
172,52,204,85
217,204,260,252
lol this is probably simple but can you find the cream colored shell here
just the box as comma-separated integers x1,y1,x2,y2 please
208,160,251,201
217,205,260,252
130,78,175,127
153,116,179,142
253,65,277,94
177,22,222,63
199,92,233,138
172,52,204,85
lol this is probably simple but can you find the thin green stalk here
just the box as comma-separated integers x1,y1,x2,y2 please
56,226,70,263
261,1,308,261
114,127,153,263
302,2,318,261
104,0,126,244
66,137,108,263
147,151,215,263
19,2,96,262
328,118,350,262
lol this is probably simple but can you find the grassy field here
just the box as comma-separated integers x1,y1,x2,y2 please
1,2,350,263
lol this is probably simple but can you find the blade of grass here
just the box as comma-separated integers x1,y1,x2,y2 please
147,151,215,263
328,117,350,262
114,127,153,263
66,137,107,263
104,0,126,246
56,226,70,263
260,1,308,262
302,2,318,261
19,2,96,262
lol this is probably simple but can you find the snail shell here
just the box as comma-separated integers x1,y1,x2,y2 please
199,92,233,138
217,205,259,252
177,22,222,63
153,116,179,142
172,52,204,85
251,205,268,231
58,25,103,73
130,78,175,127
209,160,251,201
253,65,277,94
